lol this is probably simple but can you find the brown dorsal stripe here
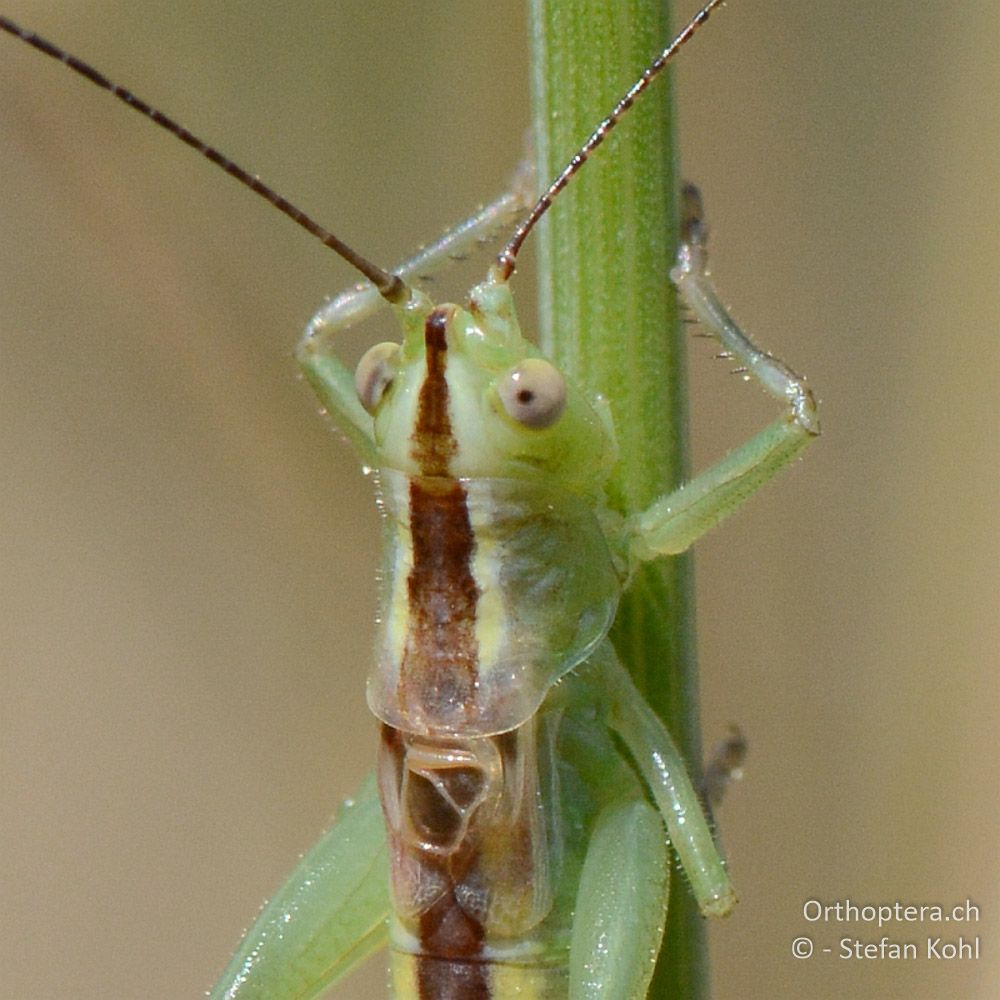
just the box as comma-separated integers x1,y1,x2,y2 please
403,477,481,716
411,307,457,477
401,309,481,721
416,941,491,1000
400,307,482,721
401,309,488,993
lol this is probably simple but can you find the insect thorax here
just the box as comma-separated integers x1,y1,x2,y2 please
368,469,620,738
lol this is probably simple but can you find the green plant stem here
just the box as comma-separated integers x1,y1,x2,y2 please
529,2,707,997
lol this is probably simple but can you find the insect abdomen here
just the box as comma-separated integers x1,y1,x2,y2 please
379,718,568,999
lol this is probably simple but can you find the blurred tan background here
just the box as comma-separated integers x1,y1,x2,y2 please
1,2,996,998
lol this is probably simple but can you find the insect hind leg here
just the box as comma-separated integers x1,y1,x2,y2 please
568,797,669,1000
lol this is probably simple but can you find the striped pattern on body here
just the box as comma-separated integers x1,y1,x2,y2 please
381,309,556,999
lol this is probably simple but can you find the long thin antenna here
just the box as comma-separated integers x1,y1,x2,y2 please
0,16,407,304
495,0,726,280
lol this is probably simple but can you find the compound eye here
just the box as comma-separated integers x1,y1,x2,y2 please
497,358,567,429
355,342,401,415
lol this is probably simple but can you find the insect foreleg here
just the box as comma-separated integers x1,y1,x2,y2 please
304,160,534,347
627,183,820,561
296,168,535,461
209,774,389,1000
